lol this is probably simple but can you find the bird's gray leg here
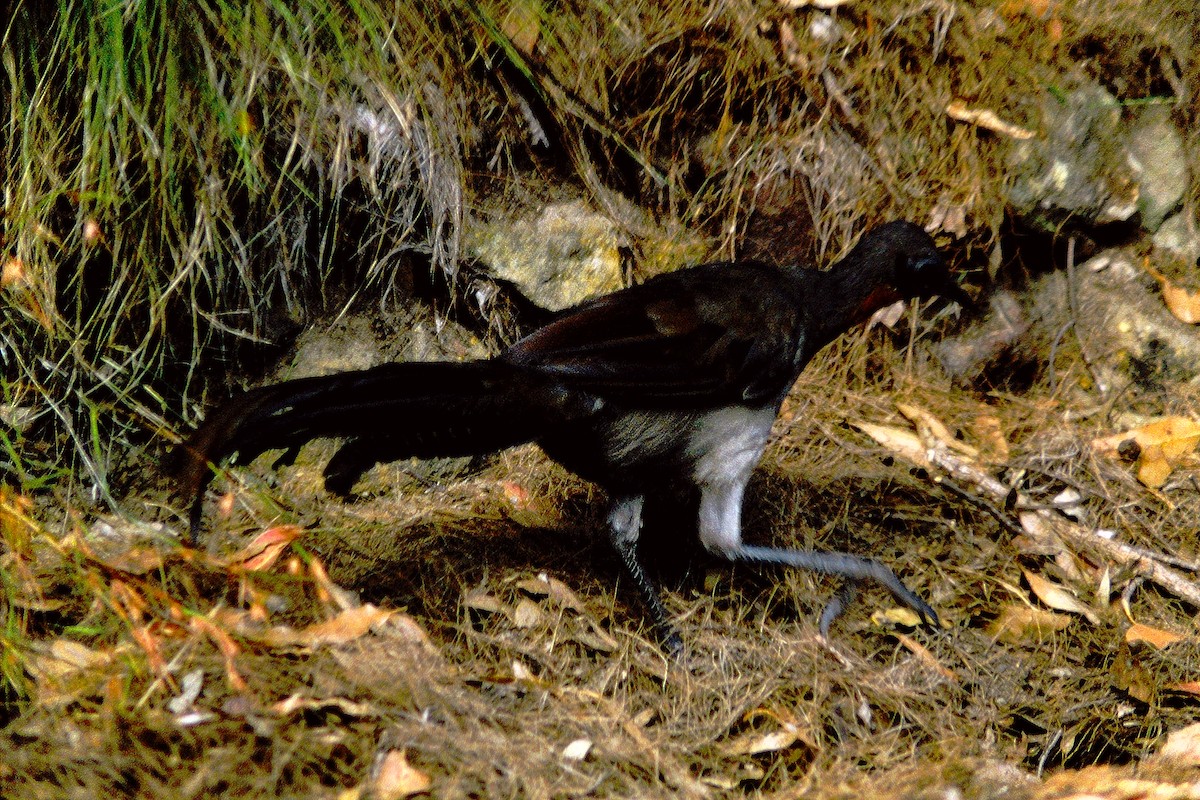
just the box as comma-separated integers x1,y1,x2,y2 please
819,579,861,638
696,479,939,631
607,495,683,655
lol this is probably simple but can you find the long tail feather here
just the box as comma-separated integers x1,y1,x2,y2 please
174,359,597,532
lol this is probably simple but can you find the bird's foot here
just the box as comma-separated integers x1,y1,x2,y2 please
818,576,940,637
659,627,685,659
892,583,941,630
818,579,861,638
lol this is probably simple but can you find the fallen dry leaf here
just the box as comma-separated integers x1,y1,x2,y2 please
1157,722,1200,766
259,604,392,647
893,631,959,683
374,750,432,799
897,403,979,459
867,299,906,330
500,0,540,56
928,195,969,238
1052,488,1085,521
870,607,926,628
1167,680,1200,697
988,602,1072,644
855,422,931,469
946,99,1035,139
1097,566,1111,606
463,589,508,615
516,573,586,613
190,616,247,691
972,413,1010,462
1093,416,1200,489
228,524,302,571
27,639,120,706
98,546,168,576
1093,414,1200,455
1125,622,1186,649
35,639,113,677
1112,640,1156,704
1137,445,1174,489
308,556,360,611
720,708,811,757
1144,260,1200,324
1024,569,1101,624
567,622,618,653
273,694,377,718
1042,768,1197,800
722,728,801,756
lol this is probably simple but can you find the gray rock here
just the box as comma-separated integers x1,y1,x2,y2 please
467,200,627,311
281,316,384,378
937,247,1200,391
277,306,488,380
934,290,1029,380
1124,104,1189,232
1006,82,1140,229
1088,257,1200,390
1152,211,1200,266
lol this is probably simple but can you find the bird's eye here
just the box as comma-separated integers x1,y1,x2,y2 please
910,255,941,275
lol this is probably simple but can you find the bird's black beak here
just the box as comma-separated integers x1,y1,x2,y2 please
905,252,976,314
938,278,977,313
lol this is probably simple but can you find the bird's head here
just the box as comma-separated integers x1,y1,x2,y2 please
877,220,974,310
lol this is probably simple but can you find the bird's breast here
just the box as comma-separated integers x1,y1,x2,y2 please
685,405,777,488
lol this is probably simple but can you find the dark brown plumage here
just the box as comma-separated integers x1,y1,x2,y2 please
176,220,971,652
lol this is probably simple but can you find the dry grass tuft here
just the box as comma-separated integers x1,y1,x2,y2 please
4,0,1200,796
7,316,1200,796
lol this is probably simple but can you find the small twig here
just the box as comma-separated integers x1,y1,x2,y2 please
1000,462,1095,500
821,69,860,128
1038,728,1063,778
1058,528,1200,608
1047,320,1073,394
1106,540,1200,574
926,437,1200,608
1064,236,1105,396
934,478,1024,537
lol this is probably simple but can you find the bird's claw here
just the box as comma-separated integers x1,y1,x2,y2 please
818,578,940,637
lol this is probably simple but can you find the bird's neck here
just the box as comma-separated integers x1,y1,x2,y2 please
805,254,901,347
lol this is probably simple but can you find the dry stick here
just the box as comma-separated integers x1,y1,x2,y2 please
1017,510,1200,609
858,422,1200,608
926,439,1200,608
1064,236,1105,397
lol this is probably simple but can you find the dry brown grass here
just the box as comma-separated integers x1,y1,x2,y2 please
5,0,1200,796
6,320,1200,797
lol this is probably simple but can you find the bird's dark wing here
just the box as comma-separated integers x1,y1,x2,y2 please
501,262,807,407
